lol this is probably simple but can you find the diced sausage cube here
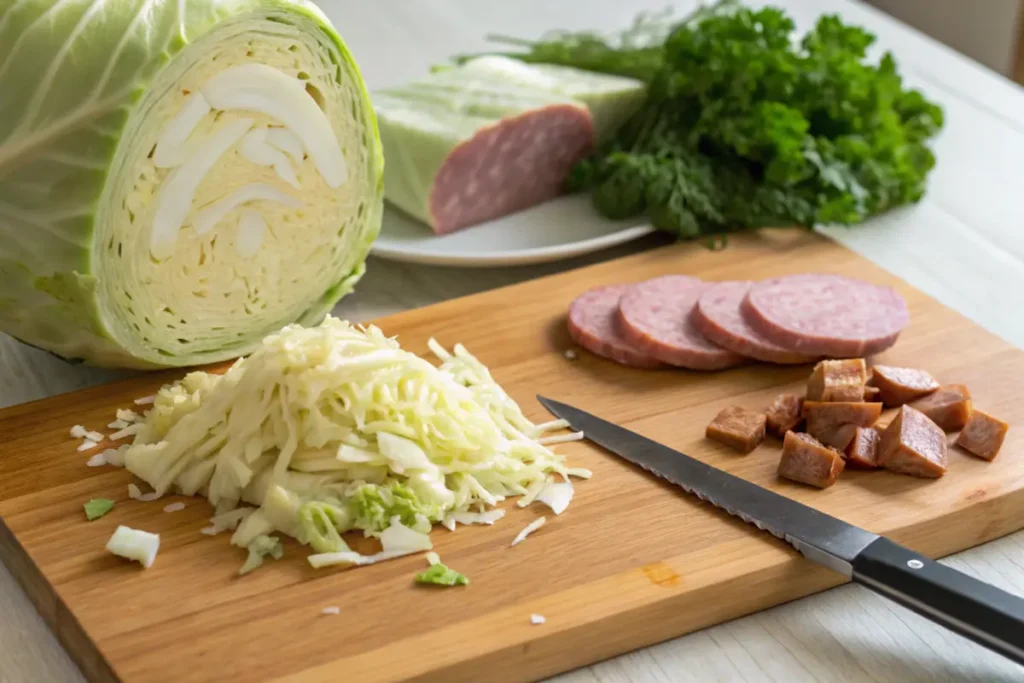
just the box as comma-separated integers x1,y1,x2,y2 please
955,409,1009,461
868,365,940,406
765,394,804,437
778,431,845,488
844,426,881,469
909,385,972,432
806,359,867,402
801,401,883,450
706,406,767,454
877,405,947,478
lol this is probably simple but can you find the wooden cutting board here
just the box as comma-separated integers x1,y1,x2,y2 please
2,230,1023,683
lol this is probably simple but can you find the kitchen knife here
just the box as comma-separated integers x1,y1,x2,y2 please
537,396,1024,667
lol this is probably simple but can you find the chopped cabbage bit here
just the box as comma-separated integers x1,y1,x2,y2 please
511,517,547,546
239,535,284,576
415,562,469,587
116,316,588,568
106,526,160,568
298,501,352,553
84,498,115,521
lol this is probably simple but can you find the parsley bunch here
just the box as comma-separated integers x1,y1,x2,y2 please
466,1,944,240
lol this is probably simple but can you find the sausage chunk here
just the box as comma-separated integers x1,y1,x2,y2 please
877,405,947,478
765,394,804,437
806,359,868,402
802,401,883,450
778,431,845,488
955,410,1009,461
845,426,881,469
909,385,972,432
868,365,940,406
706,406,767,454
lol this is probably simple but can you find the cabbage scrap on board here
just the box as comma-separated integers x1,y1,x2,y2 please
0,0,384,368
114,316,590,571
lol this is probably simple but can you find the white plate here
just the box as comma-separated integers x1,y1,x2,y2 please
370,196,655,267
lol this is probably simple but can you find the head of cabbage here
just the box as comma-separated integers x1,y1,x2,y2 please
0,0,384,368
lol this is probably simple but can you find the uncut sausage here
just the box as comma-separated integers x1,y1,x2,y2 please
778,431,845,488
618,276,744,370
955,409,1009,461
868,365,940,406
706,406,767,454
693,281,816,365
806,359,868,402
430,105,595,234
742,274,909,357
877,405,947,478
909,385,972,432
567,285,663,369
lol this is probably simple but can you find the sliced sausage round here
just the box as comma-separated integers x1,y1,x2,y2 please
617,276,744,370
694,280,817,365
567,285,664,369
742,274,909,358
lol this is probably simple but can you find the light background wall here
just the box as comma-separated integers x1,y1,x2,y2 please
866,0,1022,77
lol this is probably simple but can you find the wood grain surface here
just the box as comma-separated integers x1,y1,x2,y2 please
1,230,1022,682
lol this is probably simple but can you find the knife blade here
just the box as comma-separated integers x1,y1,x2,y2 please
538,396,1024,667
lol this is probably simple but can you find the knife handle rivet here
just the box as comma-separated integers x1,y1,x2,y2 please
907,559,924,569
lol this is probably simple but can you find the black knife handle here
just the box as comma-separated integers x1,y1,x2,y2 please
852,537,1024,666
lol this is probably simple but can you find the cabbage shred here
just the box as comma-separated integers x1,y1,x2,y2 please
121,316,589,564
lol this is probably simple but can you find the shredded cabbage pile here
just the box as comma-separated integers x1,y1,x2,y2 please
118,315,589,568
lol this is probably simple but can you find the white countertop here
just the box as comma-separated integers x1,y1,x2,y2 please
4,0,1024,680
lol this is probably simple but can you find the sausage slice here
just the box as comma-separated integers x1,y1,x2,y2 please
877,405,947,478
868,365,940,406
955,410,1009,461
806,359,868,402
778,431,845,488
909,385,972,432
706,406,767,454
567,285,665,368
743,274,909,357
618,276,744,370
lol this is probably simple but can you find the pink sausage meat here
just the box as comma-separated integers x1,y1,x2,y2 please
430,106,594,235
694,281,817,365
742,274,909,358
567,285,664,369
617,276,744,370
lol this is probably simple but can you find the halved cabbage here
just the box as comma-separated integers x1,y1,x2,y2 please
0,0,384,368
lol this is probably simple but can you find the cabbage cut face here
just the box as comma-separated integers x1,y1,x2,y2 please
0,0,384,368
